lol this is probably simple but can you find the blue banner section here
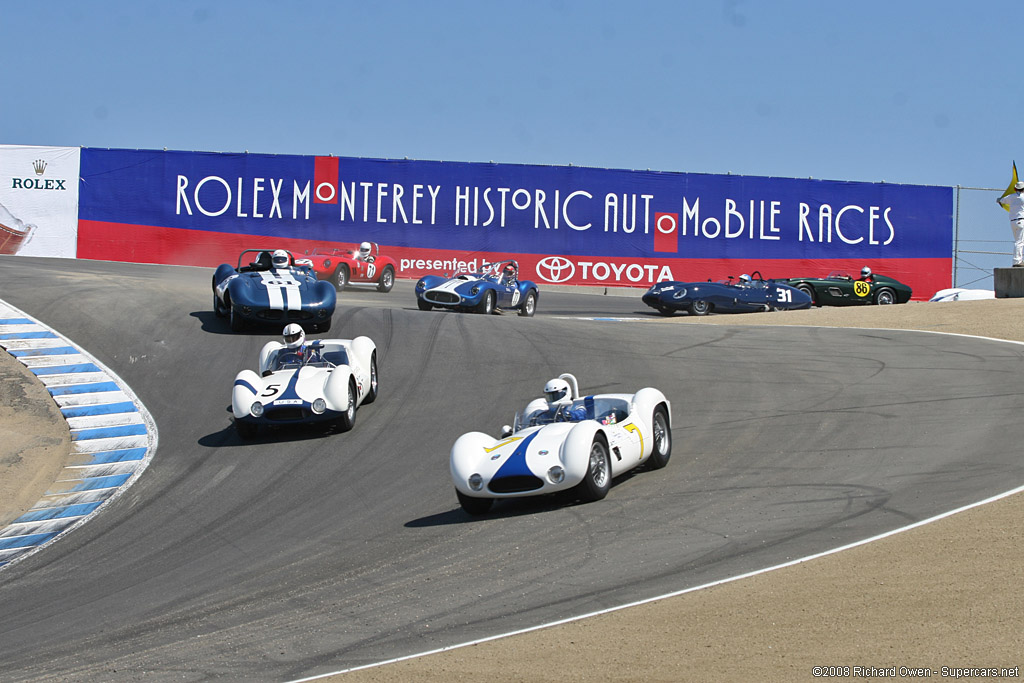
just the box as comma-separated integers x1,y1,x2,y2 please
79,148,952,261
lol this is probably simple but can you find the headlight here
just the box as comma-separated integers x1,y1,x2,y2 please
547,466,565,484
416,279,426,290
250,401,264,417
324,259,331,268
468,473,484,491
312,398,326,414
470,286,480,294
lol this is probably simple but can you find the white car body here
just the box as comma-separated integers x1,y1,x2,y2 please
231,336,377,438
929,288,995,302
450,374,671,514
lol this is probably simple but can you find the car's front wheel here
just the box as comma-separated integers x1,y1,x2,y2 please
363,352,379,404
417,299,432,311
456,489,493,516
336,380,357,432
213,292,227,318
518,290,537,317
576,435,612,502
235,419,258,440
333,265,349,292
229,301,245,332
377,266,395,293
477,290,495,314
647,405,672,470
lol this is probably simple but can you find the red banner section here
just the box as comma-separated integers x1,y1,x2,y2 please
77,220,949,300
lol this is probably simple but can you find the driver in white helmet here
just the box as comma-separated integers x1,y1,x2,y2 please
277,323,318,366
542,377,586,422
271,249,291,270
355,242,375,263
858,266,874,282
738,273,752,286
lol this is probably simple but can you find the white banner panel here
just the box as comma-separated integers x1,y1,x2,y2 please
0,144,80,258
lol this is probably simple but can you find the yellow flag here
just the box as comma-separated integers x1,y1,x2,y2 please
999,161,1019,211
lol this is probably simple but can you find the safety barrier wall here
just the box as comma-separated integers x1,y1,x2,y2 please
2,145,954,298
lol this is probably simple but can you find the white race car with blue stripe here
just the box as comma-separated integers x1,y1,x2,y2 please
231,336,377,439
450,373,671,515
213,249,337,333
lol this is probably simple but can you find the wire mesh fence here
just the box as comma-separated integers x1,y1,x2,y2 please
953,185,1010,291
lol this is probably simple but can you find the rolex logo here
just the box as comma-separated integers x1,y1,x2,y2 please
32,159,47,175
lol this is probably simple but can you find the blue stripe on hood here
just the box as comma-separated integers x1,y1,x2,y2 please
493,431,540,479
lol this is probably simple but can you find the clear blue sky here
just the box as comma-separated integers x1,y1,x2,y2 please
1,0,1017,286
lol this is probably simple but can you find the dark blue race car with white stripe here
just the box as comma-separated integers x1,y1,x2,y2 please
213,249,337,333
415,260,539,316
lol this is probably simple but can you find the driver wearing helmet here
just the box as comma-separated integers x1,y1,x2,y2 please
277,323,318,366
502,262,517,286
271,249,291,270
542,377,586,422
738,273,752,286
858,266,874,282
356,242,375,263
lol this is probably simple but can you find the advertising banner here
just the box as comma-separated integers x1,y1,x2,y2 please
0,144,80,258
77,148,952,297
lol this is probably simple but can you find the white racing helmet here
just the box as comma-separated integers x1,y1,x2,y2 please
739,273,751,284
283,323,305,349
359,242,372,258
272,249,290,269
861,266,872,278
543,377,571,407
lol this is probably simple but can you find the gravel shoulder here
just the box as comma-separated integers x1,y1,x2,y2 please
2,299,1021,681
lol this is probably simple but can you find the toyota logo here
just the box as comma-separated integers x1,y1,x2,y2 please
536,256,576,284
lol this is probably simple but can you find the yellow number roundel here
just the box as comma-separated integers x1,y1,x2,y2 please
854,281,871,297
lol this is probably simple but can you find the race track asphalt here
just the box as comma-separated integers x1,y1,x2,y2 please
1,256,1023,681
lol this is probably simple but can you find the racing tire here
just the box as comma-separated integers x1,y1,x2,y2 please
797,284,816,306
687,300,711,316
646,405,672,470
363,352,379,405
213,292,227,318
655,306,674,317
576,434,612,503
336,379,357,432
229,301,246,332
377,266,395,293
235,419,258,440
874,287,896,305
477,290,495,315
518,290,537,317
417,299,432,311
456,489,493,516
332,265,349,292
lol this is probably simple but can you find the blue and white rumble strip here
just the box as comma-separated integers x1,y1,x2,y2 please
0,300,157,570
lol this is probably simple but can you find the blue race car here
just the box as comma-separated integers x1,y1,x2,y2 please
415,260,539,316
642,272,811,316
213,248,337,332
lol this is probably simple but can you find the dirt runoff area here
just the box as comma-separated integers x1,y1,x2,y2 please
1,300,1022,681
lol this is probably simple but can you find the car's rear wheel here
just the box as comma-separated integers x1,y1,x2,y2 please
336,380,357,432
477,290,495,314
332,265,349,291
518,290,537,317
647,405,672,470
576,435,611,502
874,287,896,305
456,489,493,516
688,300,710,316
377,266,395,293
363,352,379,404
